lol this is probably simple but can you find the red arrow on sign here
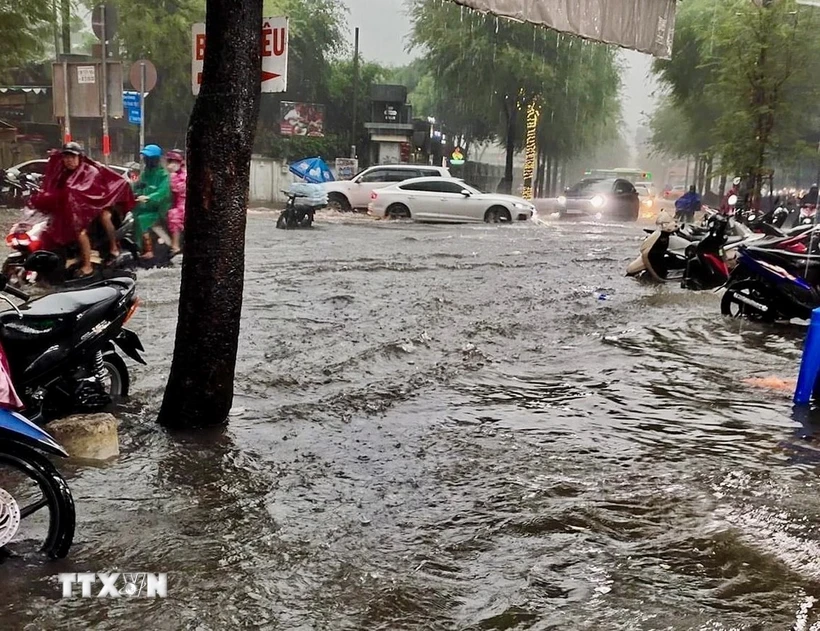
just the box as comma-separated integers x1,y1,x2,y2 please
262,70,280,82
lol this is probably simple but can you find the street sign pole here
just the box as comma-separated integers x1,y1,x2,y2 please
139,62,146,150
62,61,71,143
100,4,110,164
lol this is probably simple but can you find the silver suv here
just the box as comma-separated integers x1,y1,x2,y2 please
324,164,450,211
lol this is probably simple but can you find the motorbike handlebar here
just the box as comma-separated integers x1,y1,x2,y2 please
4,284,29,302
0,275,29,302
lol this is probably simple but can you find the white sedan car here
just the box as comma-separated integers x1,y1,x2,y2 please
368,177,536,223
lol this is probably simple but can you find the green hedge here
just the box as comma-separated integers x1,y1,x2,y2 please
255,130,350,163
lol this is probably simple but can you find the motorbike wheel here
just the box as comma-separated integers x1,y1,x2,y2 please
276,209,293,230
102,351,130,399
721,280,776,322
0,442,75,559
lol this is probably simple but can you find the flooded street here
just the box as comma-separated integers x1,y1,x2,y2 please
3,211,820,629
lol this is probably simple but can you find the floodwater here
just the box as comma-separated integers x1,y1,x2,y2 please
2,210,820,630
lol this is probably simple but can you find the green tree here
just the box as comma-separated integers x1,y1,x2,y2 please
409,0,620,194
0,1,57,77
103,0,206,148
158,0,262,429
652,0,820,200
409,0,555,191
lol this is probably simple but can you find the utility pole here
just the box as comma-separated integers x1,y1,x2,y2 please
52,0,61,55
100,5,110,164
61,0,71,56
351,27,359,159
140,62,146,151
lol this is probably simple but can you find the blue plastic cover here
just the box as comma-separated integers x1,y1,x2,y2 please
287,182,327,207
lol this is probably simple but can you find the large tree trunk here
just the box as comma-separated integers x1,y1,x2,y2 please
499,96,516,194
157,0,262,429
535,147,546,198
704,154,713,195
545,154,552,197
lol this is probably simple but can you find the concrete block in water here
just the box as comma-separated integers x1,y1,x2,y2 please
46,413,119,461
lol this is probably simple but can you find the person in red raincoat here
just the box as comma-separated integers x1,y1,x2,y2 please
30,143,136,277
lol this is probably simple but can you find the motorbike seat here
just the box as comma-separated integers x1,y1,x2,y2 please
19,286,121,319
0,285,122,346
744,247,820,271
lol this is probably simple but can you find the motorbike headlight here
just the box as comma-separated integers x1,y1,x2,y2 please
557,195,567,206
590,195,605,208
594,212,603,220
728,195,738,206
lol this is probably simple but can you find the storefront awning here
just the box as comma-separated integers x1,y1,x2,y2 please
446,0,676,59
0,86,50,95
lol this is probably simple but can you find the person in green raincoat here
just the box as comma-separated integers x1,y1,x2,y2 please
133,144,171,259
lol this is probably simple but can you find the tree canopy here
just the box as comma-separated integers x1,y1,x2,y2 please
408,0,620,192
651,0,820,195
0,1,58,79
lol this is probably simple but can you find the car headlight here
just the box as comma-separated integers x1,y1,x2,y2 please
590,195,605,208
557,195,567,206
642,198,653,206
513,202,527,209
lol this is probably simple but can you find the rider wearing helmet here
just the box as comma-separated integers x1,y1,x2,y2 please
133,144,171,259
165,149,186,256
31,142,134,276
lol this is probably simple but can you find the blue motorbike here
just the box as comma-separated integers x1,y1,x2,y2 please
0,410,75,559
721,240,820,322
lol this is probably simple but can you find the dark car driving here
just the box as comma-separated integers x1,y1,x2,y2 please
557,177,640,221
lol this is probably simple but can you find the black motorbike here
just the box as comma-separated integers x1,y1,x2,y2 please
0,252,145,421
721,241,820,322
681,212,731,290
276,191,320,229
0,169,40,209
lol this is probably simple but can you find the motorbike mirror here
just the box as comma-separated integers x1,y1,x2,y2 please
24,250,60,274
728,195,738,206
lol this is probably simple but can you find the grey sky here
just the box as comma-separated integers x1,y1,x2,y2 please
342,0,658,148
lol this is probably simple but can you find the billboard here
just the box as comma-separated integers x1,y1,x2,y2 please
280,101,324,137
446,0,676,59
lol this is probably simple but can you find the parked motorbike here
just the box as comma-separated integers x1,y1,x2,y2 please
0,253,144,421
681,212,732,290
0,169,41,209
277,192,317,229
0,403,75,559
721,237,820,322
627,209,761,283
276,183,327,230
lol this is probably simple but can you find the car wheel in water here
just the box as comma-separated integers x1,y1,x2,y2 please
484,207,511,223
720,280,775,322
327,194,351,213
386,203,411,220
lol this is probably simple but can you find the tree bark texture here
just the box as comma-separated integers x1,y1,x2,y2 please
499,96,516,194
158,0,262,429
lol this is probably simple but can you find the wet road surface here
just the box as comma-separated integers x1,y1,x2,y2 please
2,211,820,629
